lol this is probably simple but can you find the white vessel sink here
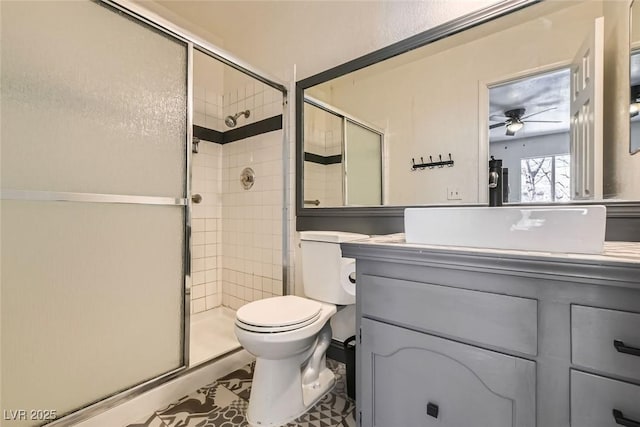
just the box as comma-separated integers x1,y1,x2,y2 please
404,205,607,254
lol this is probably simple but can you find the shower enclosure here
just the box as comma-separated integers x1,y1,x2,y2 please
188,49,287,366
0,1,288,425
303,97,384,207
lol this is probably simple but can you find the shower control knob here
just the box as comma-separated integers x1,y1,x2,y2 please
240,168,256,190
191,194,202,204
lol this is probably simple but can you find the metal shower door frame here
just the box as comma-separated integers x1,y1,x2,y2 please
34,1,289,425
303,95,385,206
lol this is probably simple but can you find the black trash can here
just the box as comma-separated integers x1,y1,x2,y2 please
344,335,357,400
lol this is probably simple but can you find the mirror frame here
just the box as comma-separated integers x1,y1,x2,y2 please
295,0,640,239
631,0,640,155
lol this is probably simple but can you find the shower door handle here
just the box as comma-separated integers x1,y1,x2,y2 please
191,194,202,204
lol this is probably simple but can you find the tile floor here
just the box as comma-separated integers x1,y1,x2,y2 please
127,359,355,427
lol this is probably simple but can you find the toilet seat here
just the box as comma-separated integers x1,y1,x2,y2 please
236,295,323,333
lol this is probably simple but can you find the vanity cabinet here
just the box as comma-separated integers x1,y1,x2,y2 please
360,318,536,427
342,241,640,427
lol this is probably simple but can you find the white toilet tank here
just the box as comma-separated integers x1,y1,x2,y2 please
300,231,368,305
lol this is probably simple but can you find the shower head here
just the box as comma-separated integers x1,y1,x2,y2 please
225,110,250,128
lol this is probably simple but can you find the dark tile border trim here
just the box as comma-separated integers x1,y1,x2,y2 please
304,152,342,165
223,115,282,144
194,125,223,144
193,115,283,145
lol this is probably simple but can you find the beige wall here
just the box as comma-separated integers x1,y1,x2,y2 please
141,0,502,81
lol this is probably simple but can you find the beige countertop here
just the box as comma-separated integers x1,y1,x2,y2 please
351,234,640,265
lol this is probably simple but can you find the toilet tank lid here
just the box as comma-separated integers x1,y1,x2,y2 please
300,230,369,243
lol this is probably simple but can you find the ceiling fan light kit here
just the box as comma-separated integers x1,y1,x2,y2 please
489,106,562,136
506,120,524,134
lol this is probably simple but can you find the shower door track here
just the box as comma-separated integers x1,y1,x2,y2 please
46,347,245,426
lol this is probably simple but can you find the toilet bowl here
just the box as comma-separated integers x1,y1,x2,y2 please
234,231,368,427
235,296,337,426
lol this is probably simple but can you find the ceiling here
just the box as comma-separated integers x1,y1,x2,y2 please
489,67,570,142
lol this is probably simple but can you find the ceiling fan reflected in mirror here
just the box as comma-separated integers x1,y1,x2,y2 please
489,107,561,136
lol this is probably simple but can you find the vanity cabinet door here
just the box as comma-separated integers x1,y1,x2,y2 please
359,319,536,427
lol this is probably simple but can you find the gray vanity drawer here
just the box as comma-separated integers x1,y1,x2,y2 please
360,274,537,355
571,370,640,426
572,305,640,381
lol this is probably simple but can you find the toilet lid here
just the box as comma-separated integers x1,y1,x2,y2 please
236,295,322,329
236,311,321,333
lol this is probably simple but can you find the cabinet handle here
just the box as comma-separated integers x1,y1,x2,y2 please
613,340,640,357
613,409,640,427
426,402,439,418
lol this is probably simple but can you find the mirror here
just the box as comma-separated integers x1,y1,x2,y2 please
298,0,640,210
632,0,640,154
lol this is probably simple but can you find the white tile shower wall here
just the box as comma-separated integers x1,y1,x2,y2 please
194,86,224,132
193,50,225,132
303,124,326,205
223,82,282,129
324,127,343,206
325,129,341,156
195,81,281,136
325,163,343,206
302,110,344,207
191,79,283,313
221,130,284,310
303,162,324,205
191,141,222,314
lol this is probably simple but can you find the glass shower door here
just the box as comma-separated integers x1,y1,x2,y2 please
1,1,188,424
344,120,383,205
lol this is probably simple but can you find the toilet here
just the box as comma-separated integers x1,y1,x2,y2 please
234,230,368,427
